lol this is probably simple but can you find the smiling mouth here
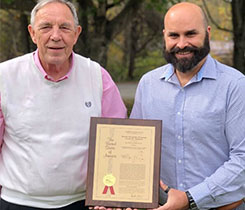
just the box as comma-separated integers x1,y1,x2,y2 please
176,51,192,55
175,51,194,59
48,47,65,50
177,51,191,55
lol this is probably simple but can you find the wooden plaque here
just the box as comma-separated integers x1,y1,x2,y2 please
85,117,162,209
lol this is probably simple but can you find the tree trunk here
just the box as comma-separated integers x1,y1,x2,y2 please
76,0,91,58
231,0,245,74
19,13,31,53
77,0,144,67
92,0,108,67
0,0,36,11
128,17,139,79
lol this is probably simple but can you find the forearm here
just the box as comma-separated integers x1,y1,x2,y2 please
158,181,244,210
189,172,245,209
217,200,244,210
190,113,245,208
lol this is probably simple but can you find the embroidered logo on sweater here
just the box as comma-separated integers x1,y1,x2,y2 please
85,101,92,107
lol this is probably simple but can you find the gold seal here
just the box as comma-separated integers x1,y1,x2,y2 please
103,174,116,186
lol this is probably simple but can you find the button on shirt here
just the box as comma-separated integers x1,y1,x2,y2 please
130,55,245,209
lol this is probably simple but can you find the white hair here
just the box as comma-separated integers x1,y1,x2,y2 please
30,0,79,26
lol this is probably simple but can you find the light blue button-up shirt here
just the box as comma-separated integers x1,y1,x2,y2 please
130,55,245,209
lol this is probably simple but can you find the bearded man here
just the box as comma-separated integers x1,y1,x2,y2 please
130,2,245,210
0,0,126,209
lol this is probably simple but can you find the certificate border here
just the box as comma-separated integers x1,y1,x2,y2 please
85,117,162,209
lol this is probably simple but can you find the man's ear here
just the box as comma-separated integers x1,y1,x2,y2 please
207,26,211,40
73,25,82,45
28,24,37,44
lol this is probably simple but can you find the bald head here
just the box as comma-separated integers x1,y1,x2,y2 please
162,2,211,74
164,2,208,30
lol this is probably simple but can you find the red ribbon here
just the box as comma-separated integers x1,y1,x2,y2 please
102,186,115,195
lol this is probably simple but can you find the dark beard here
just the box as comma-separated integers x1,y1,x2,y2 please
163,32,210,73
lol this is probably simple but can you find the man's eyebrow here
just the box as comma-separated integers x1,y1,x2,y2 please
168,32,179,36
185,29,198,35
167,29,198,36
38,22,52,27
60,22,73,27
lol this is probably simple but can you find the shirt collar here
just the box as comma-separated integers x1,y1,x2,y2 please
33,49,74,82
160,54,217,82
160,64,175,81
196,54,217,81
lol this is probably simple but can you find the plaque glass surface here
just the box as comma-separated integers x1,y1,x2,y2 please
85,117,162,209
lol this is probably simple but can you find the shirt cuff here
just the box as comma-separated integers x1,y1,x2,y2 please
189,181,214,208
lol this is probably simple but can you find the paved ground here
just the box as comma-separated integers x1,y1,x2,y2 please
116,82,138,100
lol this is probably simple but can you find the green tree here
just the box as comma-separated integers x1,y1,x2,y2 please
231,0,245,74
0,0,36,61
76,0,144,67
202,0,245,74
0,0,244,75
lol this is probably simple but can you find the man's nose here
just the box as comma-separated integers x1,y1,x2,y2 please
176,36,188,49
50,27,61,42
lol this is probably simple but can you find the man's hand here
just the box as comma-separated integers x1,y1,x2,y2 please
155,181,189,210
90,207,123,210
156,181,243,210
89,206,137,210
217,200,243,210
89,182,243,210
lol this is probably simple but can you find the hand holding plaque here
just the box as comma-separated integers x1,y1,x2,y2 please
85,117,162,209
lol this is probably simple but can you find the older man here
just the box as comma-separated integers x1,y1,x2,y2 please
0,0,126,209
130,2,245,210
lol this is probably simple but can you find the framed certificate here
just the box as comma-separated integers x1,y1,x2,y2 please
85,117,162,209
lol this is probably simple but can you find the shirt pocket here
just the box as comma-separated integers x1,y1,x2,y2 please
189,110,224,144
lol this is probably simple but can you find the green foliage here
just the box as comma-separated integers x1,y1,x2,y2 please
0,0,236,76
188,0,232,41
1,0,15,4
106,40,128,82
107,49,166,82
0,10,19,61
133,50,166,81
123,98,135,117
107,38,166,82
107,60,129,82
146,0,168,11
